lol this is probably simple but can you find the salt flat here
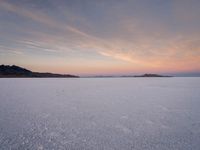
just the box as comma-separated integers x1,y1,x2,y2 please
0,78,200,150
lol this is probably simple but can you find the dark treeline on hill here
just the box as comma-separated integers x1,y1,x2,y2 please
0,65,79,78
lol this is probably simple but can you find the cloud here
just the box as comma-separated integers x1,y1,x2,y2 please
0,45,24,55
0,0,200,74
0,0,93,39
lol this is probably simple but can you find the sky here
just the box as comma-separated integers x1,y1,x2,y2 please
0,0,200,76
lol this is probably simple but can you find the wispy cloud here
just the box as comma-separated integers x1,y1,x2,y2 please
0,45,24,55
0,1,93,38
0,0,200,74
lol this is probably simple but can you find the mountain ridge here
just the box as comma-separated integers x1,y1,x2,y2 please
0,65,79,78
0,65,173,78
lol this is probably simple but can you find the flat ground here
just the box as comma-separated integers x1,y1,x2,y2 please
0,78,200,150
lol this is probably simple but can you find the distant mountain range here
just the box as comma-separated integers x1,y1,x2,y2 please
86,74,172,78
132,74,172,77
0,65,173,78
0,65,79,78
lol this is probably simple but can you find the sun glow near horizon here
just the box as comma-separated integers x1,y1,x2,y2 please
0,0,200,75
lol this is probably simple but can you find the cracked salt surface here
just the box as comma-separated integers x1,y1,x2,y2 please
0,77,200,150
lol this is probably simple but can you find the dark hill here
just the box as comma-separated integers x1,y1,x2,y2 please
134,74,172,77
120,74,172,77
0,65,79,78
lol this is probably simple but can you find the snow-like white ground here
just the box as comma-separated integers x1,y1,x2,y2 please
0,78,200,150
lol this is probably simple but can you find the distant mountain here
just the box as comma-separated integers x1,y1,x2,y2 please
133,74,172,77
119,74,172,77
84,74,173,78
0,65,79,78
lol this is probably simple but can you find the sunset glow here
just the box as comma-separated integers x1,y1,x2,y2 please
0,0,200,76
